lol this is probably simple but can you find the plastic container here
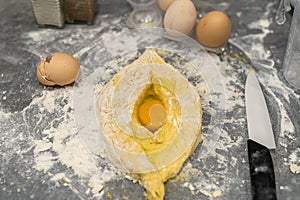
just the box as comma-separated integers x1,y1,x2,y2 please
282,0,300,89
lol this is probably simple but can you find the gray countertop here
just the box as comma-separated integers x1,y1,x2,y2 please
1,0,299,199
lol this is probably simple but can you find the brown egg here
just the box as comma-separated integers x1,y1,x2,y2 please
158,0,175,11
196,11,231,48
36,52,80,86
163,0,197,36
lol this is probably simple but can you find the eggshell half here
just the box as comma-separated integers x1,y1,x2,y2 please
36,52,80,86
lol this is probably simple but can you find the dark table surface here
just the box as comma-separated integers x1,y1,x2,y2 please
1,0,299,199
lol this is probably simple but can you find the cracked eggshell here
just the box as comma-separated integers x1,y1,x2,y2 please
163,0,197,36
36,52,80,86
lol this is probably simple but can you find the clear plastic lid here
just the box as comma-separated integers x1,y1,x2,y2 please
73,27,226,173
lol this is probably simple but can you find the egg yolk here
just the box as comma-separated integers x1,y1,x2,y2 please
138,100,166,132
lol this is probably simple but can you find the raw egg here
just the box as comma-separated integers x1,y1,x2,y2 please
158,0,175,11
138,99,166,132
36,52,80,86
196,11,231,48
163,0,197,36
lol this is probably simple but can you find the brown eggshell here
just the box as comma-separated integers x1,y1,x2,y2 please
196,11,231,48
163,0,197,36
36,62,56,86
158,0,176,11
36,52,80,86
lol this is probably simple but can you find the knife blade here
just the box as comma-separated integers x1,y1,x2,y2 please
245,70,276,149
245,70,277,200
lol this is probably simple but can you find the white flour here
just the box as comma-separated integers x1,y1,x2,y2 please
11,1,298,199
27,87,118,198
230,3,300,182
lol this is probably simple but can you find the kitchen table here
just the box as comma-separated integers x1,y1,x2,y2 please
0,0,299,199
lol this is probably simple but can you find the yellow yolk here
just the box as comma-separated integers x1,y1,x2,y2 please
138,100,166,132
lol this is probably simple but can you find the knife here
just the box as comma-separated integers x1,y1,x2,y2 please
245,69,277,200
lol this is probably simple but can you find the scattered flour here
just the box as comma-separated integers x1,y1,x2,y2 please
27,87,118,198
14,1,298,199
290,164,300,174
288,148,300,174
